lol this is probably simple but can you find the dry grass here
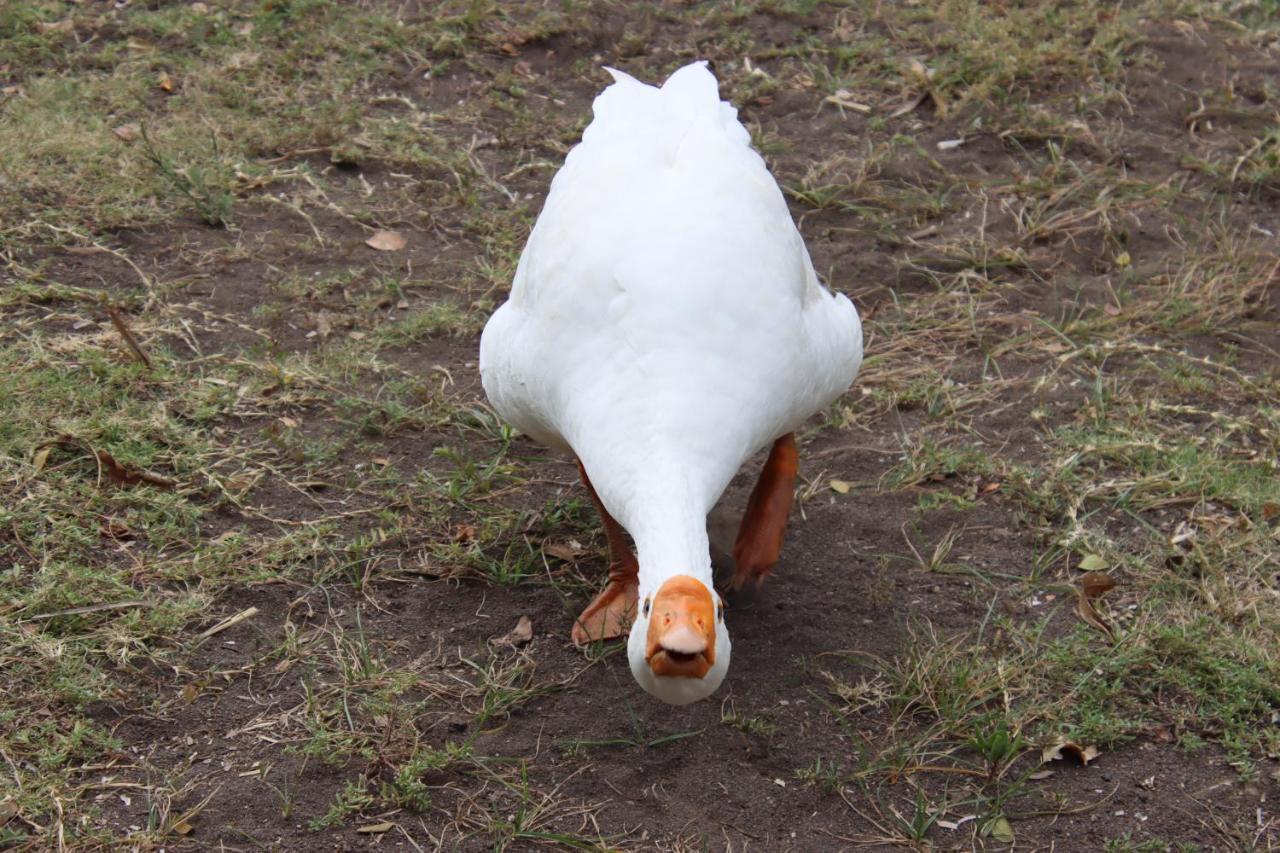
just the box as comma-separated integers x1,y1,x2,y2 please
1,0,1278,849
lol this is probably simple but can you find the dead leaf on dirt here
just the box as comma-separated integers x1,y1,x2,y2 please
1042,739,1100,765
157,75,175,93
100,518,136,540
1103,303,1121,316
453,522,478,543
112,123,140,143
1076,571,1116,639
95,449,177,489
542,541,584,561
889,90,930,118
356,822,395,835
365,230,406,251
1262,502,1279,521
1081,571,1116,598
170,819,194,836
492,615,534,648
829,478,852,494
1028,769,1054,780
32,446,52,473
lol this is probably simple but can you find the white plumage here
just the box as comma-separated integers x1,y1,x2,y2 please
480,61,862,704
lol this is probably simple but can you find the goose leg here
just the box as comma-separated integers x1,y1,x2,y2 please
570,459,640,646
732,433,798,589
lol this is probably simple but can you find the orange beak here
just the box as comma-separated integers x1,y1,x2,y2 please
645,575,716,679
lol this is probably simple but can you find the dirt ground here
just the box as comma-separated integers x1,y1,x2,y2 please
2,1,1279,850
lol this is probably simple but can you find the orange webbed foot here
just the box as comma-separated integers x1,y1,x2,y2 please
570,577,639,646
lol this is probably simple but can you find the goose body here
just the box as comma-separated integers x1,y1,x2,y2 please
479,62,862,704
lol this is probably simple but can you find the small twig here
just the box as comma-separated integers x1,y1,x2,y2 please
22,600,155,622
196,606,259,640
105,305,152,369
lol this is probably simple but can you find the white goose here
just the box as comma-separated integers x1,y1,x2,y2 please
480,61,862,705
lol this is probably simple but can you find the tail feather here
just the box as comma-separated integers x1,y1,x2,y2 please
584,61,745,151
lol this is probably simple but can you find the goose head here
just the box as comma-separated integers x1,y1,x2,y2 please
627,574,730,705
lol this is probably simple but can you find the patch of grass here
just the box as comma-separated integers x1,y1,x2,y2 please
4,0,1280,847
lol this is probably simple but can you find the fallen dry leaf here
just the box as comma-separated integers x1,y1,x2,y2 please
1076,571,1116,639
96,449,177,489
356,822,394,835
492,615,534,648
1042,739,1100,765
542,541,584,561
1262,502,1279,521
0,801,16,826
100,518,136,540
889,90,930,118
1081,571,1116,599
112,123,140,143
32,446,52,473
365,230,406,251
829,478,852,494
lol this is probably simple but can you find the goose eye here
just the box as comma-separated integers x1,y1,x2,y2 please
643,597,651,617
